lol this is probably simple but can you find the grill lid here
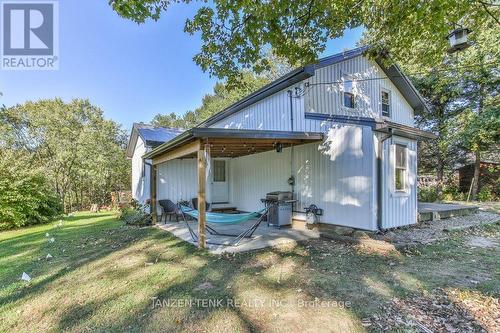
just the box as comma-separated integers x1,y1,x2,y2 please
265,191,293,201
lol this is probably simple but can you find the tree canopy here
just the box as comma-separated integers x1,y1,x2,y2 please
0,99,130,226
397,21,499,200
152,71,269,129
110,0,499,84
151,54,292,128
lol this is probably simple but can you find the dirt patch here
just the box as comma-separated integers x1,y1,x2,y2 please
466,236,499,249
194,282,214,291
376,211,499,247
367,288,498,332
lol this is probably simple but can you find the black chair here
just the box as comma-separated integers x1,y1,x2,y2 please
190,198,210,211
158,199,179,222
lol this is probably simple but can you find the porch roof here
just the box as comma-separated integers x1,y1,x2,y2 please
143,128,324,165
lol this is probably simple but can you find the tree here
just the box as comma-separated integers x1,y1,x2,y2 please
152,68,282,129
412,69,463,198
407,20,499,200
455,63,499,198
0,99,131,213
110,0,499,84
445,21,499,200
0,149,63,230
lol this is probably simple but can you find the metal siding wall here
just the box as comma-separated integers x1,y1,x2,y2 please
229,124,377,230
304,56,414,126
293,125,377,230
210,56,414,131
157,159,198,214
201,54,419,230
211,90,293,131
131,138,150,204
381,136,418,228
229,149,292,213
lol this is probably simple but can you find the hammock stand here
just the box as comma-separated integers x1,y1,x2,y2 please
179,205,270,246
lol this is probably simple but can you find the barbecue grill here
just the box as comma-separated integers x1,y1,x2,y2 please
261,191,295,227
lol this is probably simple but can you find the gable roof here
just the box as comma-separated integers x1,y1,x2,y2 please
199,46,428,127
126,123,184,158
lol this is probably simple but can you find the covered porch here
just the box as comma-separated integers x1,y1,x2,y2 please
143,128,324,249
159,218,319,254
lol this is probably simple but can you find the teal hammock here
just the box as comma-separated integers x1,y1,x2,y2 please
180,205,265,224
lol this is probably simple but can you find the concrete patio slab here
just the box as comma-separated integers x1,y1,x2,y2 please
418,202,479,222
157,219,319,254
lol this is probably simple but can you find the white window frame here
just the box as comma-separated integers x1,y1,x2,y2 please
213,160,226,182
394,143,408,193
381,88,391,118
342,74,356,109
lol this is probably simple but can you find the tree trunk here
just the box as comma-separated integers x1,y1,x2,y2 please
471,150,481,200
436,106,445,199
471,82,486,201
436,157,444,199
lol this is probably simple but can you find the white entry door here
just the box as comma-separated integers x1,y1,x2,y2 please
211,159,229,203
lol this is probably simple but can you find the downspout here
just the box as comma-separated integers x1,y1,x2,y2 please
288,90,294,132
287,90,295,196
377,130,393,231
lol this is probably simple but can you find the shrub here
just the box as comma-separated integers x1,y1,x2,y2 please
418,186,438,202
119,202,151,226
442,183,465,201
478,186,495,202
0,151,63,230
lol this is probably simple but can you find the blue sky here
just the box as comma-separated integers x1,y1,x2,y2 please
0,1,364,131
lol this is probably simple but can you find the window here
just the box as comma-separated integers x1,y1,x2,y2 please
213,160,226,182
395,144,407,191
381,89,390,117
141,161,146,178
343,76,356,108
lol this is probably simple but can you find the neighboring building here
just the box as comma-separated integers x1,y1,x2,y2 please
126,123,183,204
458,161,499,196
133,46,436,231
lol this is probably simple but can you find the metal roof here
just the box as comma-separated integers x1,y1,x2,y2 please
136,124,184,147
126,123,184,158
314,45,370,69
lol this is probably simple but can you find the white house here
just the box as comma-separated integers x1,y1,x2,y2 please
128,46,435,233
126,123,183,204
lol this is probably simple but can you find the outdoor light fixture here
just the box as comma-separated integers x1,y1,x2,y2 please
275,142,283,153
446,27,472,53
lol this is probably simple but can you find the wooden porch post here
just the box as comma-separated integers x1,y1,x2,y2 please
197,142,207,249
150,164,157,225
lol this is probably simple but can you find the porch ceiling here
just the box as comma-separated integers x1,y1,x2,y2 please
144,128,324,164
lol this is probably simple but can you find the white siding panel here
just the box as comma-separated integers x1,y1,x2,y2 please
381,136,418,228
293,125,377,230
211,55,415,131
131,137,150,204
229,124,377,230
229,149,291,213
157,159,198,214
305,56,414,126
212,90,294,131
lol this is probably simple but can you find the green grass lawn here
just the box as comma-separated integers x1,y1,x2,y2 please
0,212,498,332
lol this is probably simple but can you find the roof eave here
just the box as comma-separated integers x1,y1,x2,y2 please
199,66,316,127
143,129,194,159
375,121,438,140
374,59,429,115
125,123,140,158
